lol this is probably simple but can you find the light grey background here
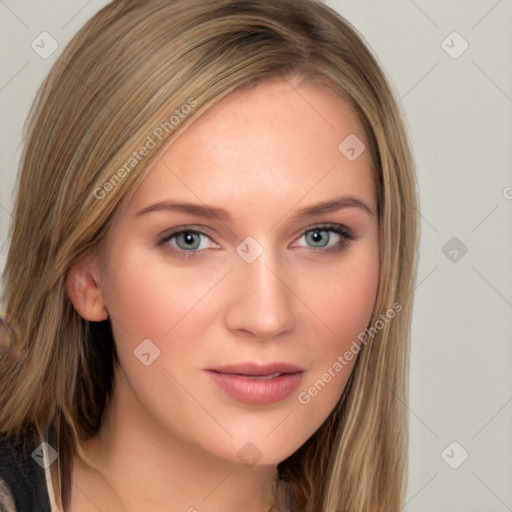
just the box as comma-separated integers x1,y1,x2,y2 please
1,1,511,510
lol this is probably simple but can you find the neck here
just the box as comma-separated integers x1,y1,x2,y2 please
70,368,277,512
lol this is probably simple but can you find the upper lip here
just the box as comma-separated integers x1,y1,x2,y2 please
208,362,303,376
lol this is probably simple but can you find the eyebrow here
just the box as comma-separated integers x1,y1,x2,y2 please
135,195,375,222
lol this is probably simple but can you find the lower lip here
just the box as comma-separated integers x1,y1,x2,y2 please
206,371,303,405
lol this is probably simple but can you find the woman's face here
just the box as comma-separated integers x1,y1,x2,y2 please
95,75,379,466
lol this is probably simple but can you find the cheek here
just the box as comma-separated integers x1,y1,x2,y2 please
294,246,379,409
326,258,378,339
103,246,223,344
300,244,379,348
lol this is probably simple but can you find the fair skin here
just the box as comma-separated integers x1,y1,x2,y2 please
65,74,379,512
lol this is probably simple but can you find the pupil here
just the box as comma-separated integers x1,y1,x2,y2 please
179,232,199,249
308,230,328,247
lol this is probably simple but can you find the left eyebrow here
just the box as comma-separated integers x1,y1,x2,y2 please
289,195,375,222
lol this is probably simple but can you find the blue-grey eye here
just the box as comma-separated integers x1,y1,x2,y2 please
295,224,354,251
171,231,209,251
303,229,338,248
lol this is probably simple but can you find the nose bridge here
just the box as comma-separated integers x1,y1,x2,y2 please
245,249,285,301
225,243,295,337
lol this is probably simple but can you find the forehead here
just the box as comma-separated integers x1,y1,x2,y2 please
128,76,376,218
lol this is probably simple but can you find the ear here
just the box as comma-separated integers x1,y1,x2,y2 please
66,252,109,322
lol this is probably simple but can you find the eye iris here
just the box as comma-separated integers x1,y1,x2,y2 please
306,229,329,248
176,231,200,250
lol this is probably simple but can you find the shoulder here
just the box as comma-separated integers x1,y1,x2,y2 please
0,431,51,512
0,477,16,512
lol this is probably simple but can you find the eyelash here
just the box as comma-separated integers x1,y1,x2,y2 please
156,223,355,260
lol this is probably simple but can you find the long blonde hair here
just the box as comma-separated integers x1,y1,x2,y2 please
0,1,418,510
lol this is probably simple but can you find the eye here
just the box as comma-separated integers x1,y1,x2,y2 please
171,231,210,251
295,224,354,252
157,227,218,258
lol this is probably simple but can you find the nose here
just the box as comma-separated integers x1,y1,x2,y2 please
223,248,296,340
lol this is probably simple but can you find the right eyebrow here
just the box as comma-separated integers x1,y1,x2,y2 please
135,200,231,222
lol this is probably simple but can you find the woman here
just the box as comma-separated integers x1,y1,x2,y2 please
0,0,418,511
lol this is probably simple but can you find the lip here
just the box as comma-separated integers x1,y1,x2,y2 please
205,362,304,405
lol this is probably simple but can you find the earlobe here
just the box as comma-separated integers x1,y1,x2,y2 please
65,254,109,322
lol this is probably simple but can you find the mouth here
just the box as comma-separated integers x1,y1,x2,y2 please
205,362,304,405
239,372,284,380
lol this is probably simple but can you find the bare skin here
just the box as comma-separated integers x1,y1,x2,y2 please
64,74,379,512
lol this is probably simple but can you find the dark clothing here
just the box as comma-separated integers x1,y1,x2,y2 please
0,432,51,512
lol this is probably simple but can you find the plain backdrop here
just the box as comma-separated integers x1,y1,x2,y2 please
1,1,511,511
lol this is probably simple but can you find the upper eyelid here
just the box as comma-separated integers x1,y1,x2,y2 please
159,225,216,240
